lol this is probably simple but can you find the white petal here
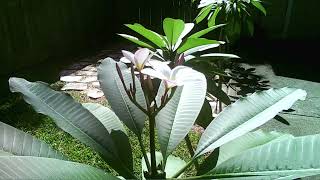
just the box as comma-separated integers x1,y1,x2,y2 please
141,68,167,80
120,57,131,63
122,50,135,63
134,48,150,65
149,60,172,79
170,66,191,82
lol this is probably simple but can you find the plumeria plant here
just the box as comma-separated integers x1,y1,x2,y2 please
120,17,241,117
119,18,239,63
5,48,320,179
194,0,267,43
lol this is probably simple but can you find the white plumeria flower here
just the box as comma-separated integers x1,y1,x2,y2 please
141,60,203,89
120,48,153,71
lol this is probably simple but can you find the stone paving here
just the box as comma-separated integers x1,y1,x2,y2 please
59,45,134,99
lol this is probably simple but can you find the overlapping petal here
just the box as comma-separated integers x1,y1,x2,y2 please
142,60,201,89
120,48,153,70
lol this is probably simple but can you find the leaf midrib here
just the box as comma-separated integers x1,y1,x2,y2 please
196,90,301,156
25,83,115,157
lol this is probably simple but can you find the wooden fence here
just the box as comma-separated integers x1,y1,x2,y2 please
114,0,197,33
0,0,115,75
0,0,319,75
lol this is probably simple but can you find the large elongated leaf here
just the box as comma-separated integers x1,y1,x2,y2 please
195,4,214,24
0,156,118,179
208,6,222,27
9,78,133,178
207,134,320,179
217,130,293,166
190,24,225,38
251,0,266,16
156,70,207,163
194,88,307,157
207,80,231,106
126,23,167,48
177,38,221,54
82,103,132,169
0,121,64,160
163,18,185,48
98,58,147,137
118,34,154,49
82,103,125,133
184,44,220,57
195,99,213,128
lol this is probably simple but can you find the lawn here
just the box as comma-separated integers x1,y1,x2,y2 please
0,81,201,178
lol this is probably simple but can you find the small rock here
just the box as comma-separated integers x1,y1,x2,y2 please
61,83,88,91
75,70,98,76
79,76,98,83
60,76,83,82
92,81,100,88
87,89,104,99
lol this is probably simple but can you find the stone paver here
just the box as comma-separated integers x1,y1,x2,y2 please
87,88,104,99
60,76,83,82
61,83,88,91
59,45,132,99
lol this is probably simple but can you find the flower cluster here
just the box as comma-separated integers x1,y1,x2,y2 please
120,48,200,89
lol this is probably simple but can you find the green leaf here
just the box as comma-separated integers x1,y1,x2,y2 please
208,134,320,179
0,156,118,179
201,53,240,59
194,88,307,157
208,6,221,27
217,130,293,166
98,58,147,137
187,53,240,62
195,4,214,24
251,1,267,16
163,18,185,48
82,103,132,169
177,38,221,54
190,24,226,38
141,152,186,179
9,77,133,178
82,103,126,133
0,122,65,160
125,23,167,48
197,148,219,175
207,80,231,106
196,99,213,128
156,70,207,162
184,44,220,57
118,34,154,49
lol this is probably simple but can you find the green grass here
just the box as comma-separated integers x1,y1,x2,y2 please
0,83,202,178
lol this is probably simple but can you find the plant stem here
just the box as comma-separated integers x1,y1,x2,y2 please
149,114,157,175
184,135,199,170
171,157,197,178
139,136,151,172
